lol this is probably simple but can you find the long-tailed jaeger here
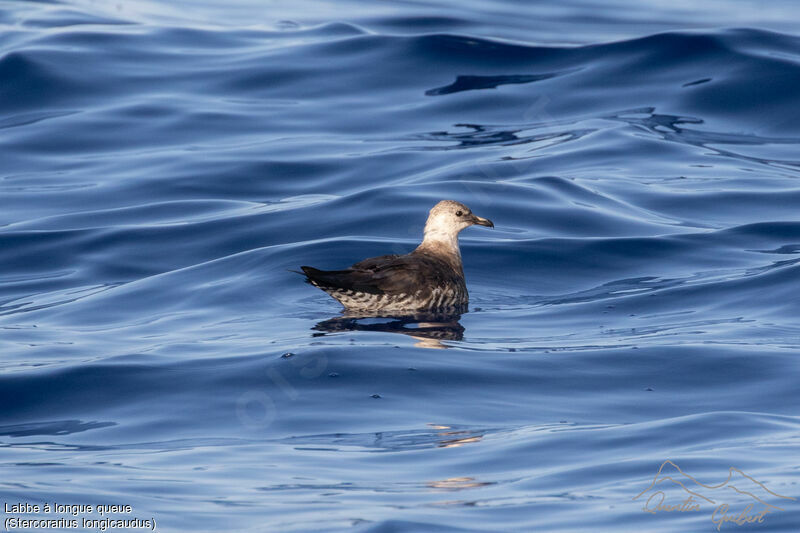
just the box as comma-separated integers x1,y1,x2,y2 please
301,200,493,313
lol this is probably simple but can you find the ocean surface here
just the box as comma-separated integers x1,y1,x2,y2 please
1,1,800,531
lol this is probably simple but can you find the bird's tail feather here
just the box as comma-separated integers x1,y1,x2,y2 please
300,266,380,294
300,266,345,288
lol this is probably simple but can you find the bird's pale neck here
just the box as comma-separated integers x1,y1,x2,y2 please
414,224,464,273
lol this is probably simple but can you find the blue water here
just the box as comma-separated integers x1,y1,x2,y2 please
2,1,800,531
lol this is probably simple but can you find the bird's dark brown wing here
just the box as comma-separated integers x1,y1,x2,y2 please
301,253,453,296
351,254,400,271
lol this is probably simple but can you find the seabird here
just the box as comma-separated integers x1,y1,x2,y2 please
301,200,493,313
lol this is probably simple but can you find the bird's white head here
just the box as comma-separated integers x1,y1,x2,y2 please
420,200,493,251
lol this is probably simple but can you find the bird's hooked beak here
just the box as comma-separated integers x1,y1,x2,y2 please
470,214,494,228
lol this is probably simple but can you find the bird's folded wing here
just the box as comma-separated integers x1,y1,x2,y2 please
303,255,449,296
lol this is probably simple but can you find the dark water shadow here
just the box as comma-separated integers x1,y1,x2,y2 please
608,107,800,171
312,310,465,349
405,123,595,151
426,72,565,95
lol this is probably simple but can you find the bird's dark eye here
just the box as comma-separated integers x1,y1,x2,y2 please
455,210,463,217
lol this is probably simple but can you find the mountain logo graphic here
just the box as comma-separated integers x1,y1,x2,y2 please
633,460,795,530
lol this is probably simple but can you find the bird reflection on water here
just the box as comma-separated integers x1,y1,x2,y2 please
311,308,465,349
